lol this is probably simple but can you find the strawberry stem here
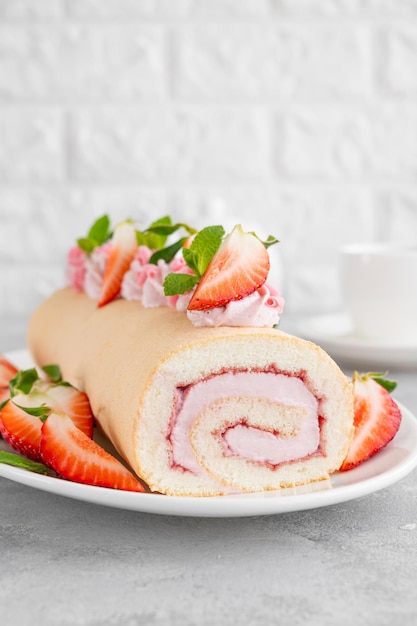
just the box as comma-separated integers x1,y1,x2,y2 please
353,371,398,393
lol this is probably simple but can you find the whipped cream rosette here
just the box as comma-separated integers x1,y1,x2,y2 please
29,216,353,496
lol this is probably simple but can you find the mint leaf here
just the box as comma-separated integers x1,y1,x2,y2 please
9,368,39,397
146,221,197,237
164,273,199,296
162,225,225,296
137,216,172,249
77,237,96,254
77,215,112,253
88,214,111,244
42,364,62,383
183,225,224,277
137,216,197,251
149,237,189,265
0,451,54,476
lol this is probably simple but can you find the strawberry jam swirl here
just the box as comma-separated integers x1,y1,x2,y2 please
167,369,325,476
66,243,285,328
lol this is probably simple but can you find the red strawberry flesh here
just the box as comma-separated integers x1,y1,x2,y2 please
0,355,18,387
340,373,402,471
0,399,43,461
41,412,144,492
45,384,94,438
98,221,138,307
0,371,94,460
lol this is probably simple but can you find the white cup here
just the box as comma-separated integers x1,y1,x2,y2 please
340,243,417,343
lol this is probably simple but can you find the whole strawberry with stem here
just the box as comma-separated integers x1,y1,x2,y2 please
340,372,402,471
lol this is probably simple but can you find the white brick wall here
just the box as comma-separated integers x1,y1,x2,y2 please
1,0,417,327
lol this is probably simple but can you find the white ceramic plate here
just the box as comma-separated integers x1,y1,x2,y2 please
294,314,417,370
1,350,417,518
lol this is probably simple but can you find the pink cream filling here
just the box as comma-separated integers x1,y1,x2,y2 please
169,371,321,475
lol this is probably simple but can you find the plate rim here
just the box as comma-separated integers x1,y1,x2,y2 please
1,349,417,518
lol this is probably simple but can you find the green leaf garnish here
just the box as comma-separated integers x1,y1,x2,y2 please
88,214,112,243
77,214,112,253
137,215,172,249
76,237,95,254
42,364,62,383
164,273,200,296
9,368,39,397
182,225,225,277
145,221,197,237
162,225,225,297
4,365,75,419
355,371,398,393
136,216,197,254
370,372,398,393
0,451,54,476
149,237,189,265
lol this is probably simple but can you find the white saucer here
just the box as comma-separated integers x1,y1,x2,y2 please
293,313,417,370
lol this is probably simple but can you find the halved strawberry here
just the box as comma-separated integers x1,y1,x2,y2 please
41,412,145,492
0,400,43,460
0,366,94,460
187,224,270,310
41,384,93,438
0,355,18,387
0,387,10,406
340,372,402,471
10,381,94,440
98,221,138,307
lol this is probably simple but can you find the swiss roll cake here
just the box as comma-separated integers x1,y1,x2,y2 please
27,216,354,496
28,288,353,496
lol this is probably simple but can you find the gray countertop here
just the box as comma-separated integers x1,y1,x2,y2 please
1,318,417,626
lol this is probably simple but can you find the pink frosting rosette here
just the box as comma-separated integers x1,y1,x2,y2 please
121,249,199,309
186,283,284,328
66,246,87,293
84,242,112,301
66,226,285,328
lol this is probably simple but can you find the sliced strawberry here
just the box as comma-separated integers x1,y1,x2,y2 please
43,384,93,438
0,355,18,387
98,221,138,307
187,224,270,310
0,364,94,459
0,357,18,439
0,399,43,461
41,412,145,492
340,372,402,471
10,382,94,439
0,387,10,406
